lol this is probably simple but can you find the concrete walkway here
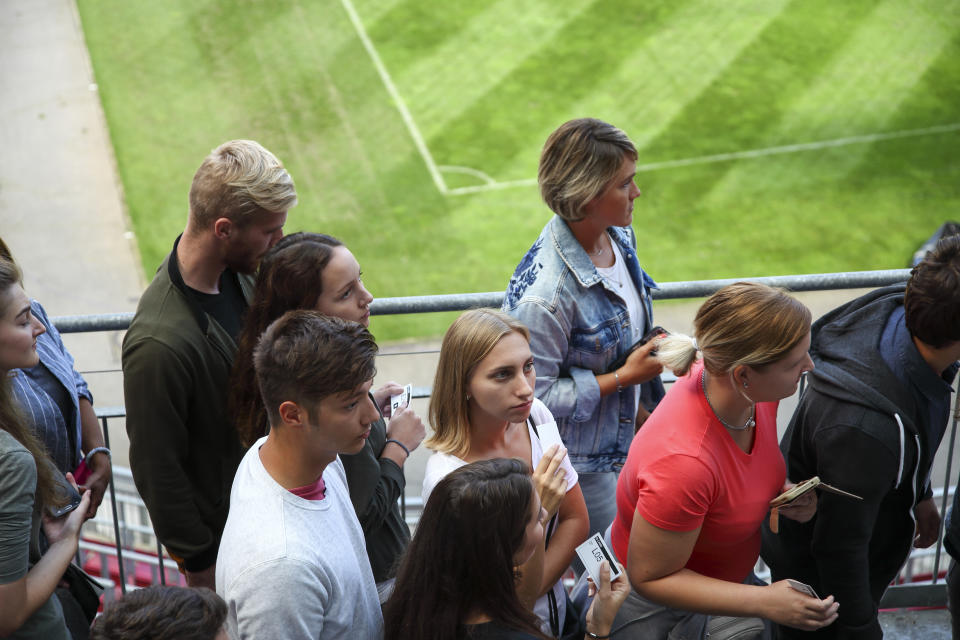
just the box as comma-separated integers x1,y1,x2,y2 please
0,0,142,465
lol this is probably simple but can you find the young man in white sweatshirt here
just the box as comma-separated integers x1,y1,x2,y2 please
217,311,383,640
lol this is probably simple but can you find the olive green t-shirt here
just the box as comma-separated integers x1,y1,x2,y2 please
0,430,69,639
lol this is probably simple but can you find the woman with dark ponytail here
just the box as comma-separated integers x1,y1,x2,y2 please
0,256,90,638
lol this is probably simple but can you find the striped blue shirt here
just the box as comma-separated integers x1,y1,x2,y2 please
9,300,93,474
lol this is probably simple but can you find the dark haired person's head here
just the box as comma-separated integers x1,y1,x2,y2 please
230,232,375,446
384,458,548,640
254,310,378,441
905,234,960,349
90,586,227,640
248,232,343,324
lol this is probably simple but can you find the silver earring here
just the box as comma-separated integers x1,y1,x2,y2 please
743,381,749,388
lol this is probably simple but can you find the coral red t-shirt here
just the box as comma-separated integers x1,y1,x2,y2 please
610,361,786,583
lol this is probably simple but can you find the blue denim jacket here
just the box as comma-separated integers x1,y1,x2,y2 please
503,216,665,472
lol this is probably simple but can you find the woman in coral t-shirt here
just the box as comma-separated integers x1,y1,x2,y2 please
609,283,838,639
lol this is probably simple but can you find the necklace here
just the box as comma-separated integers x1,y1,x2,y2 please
701,369,755,430
603,272,624,288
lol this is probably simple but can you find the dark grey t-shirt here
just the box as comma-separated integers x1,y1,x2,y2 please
0,430,69,639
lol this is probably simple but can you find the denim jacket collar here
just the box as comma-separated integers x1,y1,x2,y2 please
548,216,659,295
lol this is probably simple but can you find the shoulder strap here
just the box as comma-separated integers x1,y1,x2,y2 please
527,415,540,439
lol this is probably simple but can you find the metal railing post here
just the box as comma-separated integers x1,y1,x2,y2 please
156,538,167,585
100,415,127,594
934,391,960,584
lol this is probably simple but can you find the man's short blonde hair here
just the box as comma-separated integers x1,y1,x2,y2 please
188,140,297,228
538,118,637,222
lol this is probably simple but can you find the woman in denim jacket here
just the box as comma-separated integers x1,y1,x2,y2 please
503,118,666,538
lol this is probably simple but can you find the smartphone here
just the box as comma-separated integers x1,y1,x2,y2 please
48,468,83,518
607,326,667,372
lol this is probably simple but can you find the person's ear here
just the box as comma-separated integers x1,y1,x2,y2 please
278,401,306,428
730,365,750,389
213,217,233,239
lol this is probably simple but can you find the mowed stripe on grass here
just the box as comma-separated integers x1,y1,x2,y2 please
77,0,960,340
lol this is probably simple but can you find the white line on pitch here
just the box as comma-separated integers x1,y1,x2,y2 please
633,122,960,172
446,122,960,196
339,0,448,194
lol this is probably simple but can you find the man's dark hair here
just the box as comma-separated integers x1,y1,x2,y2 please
254,310,378,426
905,234,960,348
90,586,226,640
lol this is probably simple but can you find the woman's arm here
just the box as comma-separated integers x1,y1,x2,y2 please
0,490,90,636
596,340,663,397
516,526,546,611
78,397,110,519
627,510,838,631
539,483,589,597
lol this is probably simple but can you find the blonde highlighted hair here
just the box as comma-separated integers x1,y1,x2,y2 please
188,139,297,229
538,118,637,222
426,309,530,457
658,282,811,377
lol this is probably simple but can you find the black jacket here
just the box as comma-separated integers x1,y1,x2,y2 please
340,396,410,583
761,285,932,640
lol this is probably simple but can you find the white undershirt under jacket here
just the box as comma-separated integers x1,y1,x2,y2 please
596,236,646,408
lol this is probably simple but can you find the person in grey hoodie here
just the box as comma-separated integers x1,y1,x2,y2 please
762,235,960,639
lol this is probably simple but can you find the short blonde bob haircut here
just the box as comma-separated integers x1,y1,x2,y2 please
426,309,530,457
188,139,298,229
538,118,638,222
658,282,812,377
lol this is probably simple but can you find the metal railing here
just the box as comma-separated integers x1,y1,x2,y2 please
61,268,957,608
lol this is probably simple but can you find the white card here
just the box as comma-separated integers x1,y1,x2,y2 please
575,533,623,586
535,420,564,452
787,579,819,599
390,384,412,416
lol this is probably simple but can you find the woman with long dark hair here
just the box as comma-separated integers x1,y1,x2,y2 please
0,257,90,638
228,232,425,597
386,458,628,640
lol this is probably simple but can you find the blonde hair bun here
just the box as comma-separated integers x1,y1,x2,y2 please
656,333,699,377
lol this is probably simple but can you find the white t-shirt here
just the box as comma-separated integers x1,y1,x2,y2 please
596,236,645,407
421,398,579,631
217,438,382,640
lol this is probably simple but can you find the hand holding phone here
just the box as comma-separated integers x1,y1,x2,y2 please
48,467,83,518
608,326,667,372
42,472,90,547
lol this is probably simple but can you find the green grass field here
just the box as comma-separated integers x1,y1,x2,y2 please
77,0,960,340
